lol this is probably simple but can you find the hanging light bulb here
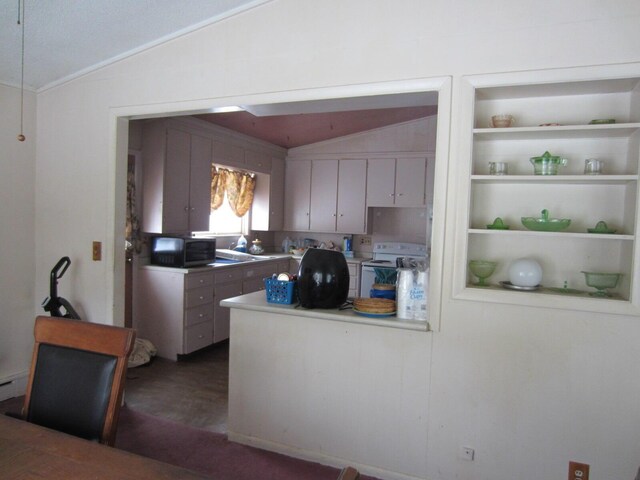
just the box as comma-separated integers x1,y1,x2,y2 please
17,0,26,142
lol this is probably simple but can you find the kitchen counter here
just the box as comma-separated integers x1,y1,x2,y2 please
139,252,293,273
221,290,429,332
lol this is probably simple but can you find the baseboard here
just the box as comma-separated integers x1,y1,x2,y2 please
0,371,28,402
227,430,426,480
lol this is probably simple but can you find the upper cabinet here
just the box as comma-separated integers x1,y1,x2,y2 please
366,156,428,207
283,160,312,231
140,117,287,234
336,159,367,232
454,64,640,315
142,122,212,234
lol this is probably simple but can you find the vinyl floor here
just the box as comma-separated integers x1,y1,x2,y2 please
0,341,230,433
123,341,229,433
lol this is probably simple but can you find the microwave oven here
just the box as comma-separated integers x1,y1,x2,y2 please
150,236,216,268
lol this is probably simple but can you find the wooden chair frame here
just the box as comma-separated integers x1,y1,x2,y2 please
22,316,136,446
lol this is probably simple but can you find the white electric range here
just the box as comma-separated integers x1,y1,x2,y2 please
359,242,429,297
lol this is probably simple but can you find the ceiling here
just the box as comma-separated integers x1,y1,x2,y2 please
0,0,268,90
1,0,438,147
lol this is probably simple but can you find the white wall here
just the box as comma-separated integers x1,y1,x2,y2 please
27,1,640,479
0,83,36,384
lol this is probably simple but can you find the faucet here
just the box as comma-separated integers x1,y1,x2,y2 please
229,242,236,250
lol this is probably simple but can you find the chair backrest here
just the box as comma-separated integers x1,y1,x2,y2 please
23,316,136,446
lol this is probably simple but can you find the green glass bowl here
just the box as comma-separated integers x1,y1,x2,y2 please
521,209,571,232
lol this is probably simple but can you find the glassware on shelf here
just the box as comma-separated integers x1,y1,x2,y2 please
468,260,498,287
486,217,510,230
582,271,622,297
508,258,542,287
521,209,571,232
587,221,616,234
529,151,568,175
584,158,604,175
489,161,508,175
491,114,514,128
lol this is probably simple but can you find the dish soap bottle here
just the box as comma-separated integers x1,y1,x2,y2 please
235,234,247,252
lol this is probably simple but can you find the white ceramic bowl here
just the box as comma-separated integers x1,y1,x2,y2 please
508,258,542,287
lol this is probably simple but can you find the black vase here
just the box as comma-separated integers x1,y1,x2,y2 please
297,249,350,309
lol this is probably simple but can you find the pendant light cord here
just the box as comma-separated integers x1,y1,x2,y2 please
17,0,26,142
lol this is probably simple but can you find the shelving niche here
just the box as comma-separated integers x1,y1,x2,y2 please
455,64,640,314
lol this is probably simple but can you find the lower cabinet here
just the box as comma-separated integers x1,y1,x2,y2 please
136,259,290,360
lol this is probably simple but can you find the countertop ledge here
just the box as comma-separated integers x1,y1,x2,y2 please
221,291,430,332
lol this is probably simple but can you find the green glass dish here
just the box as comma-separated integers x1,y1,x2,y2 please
587,220,616,234
521,209,571,232
486,217,510,230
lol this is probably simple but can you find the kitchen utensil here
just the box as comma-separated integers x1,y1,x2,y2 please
491,114,514,128
521,209,571,232
581,271,622,297
468,260,497,287
587,220,616,234
530,151,568,175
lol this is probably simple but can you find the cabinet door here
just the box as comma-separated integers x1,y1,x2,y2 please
163,129,191,233
213,140,244,167
395,157,426,207
269,157,285,230
245,150,272,173
337,159,367,233
366,158,396,207
189,133,213,232
309,160,339,232
283,160,311,231
213,281,243,343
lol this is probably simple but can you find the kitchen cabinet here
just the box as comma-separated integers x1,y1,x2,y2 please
136,268,214,360
366,157,427,207
309,160,339,232
283,160,312,231
213,269,243,344
245,149,272,173
454,64,640,315
337,159,367,232
213,139,244,168
141,121,212,234
289,159,367,233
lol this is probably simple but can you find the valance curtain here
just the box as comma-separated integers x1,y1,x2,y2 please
125,160,141,254
210,166,256,217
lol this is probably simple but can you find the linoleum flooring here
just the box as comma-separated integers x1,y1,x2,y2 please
123,341,229,433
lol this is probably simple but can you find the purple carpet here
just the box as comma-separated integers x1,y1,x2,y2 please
116,406,380,480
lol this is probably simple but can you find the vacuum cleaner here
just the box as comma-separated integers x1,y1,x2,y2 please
41,256,81,320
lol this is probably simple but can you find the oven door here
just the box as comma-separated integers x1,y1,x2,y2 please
360,264,397,297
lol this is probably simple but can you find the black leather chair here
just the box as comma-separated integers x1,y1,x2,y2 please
20,316,136,446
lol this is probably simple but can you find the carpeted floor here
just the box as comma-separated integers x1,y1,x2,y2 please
1,396,379,480
116,406,380,480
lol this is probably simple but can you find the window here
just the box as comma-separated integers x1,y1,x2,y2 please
207,200,247,235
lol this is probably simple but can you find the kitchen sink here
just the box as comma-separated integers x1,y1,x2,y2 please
216,249,277,262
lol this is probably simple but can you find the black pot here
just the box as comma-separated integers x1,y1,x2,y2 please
297,249,350,309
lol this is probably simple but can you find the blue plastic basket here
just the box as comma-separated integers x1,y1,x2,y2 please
264,277,297,304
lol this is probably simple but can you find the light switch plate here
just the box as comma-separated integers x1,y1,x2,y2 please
92,241,102,261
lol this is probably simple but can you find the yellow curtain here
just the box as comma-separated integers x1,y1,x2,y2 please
210,165,227,211
210,166,256,217
225,169,256,217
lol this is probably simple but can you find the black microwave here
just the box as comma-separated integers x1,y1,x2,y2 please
150,236,216,268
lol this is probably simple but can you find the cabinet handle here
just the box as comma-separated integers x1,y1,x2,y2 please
199,279,204,284
397,193,404,197
339,213,344,217
332,213,336,217
198,334,204,339
191,207,195,212
199,313,204,318
184,206,189,211
389,193,395,197
199,295,204,300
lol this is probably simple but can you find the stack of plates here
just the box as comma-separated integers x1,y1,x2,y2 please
352,298,396,317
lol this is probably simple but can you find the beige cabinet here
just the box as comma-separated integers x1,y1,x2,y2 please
295,159,367,234
366,157,427,207
136,268,214,360
213,269,243,344
284,160,312,231
213,139,244,168
142,121,212,234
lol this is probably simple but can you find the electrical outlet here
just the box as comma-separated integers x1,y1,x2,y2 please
568,461,589,480
92,241,102,261
360,236,372,246
459,446,475,461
